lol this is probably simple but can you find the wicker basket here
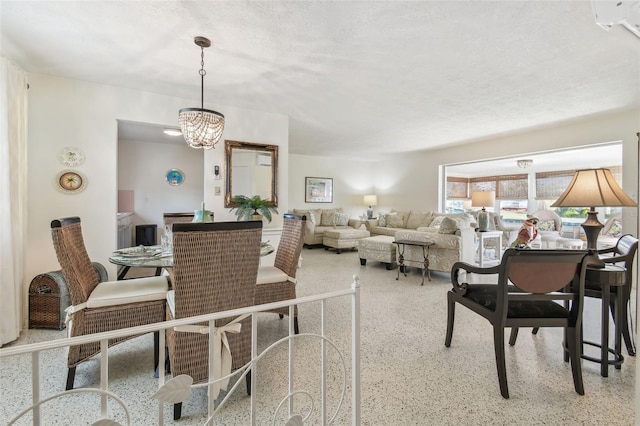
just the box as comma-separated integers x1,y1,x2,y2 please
28,262,108,330
29,270,70,330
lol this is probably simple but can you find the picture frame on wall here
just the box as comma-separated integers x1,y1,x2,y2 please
305,177,333,203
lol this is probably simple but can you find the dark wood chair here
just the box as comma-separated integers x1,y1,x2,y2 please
255,214,306,334
444,248,589,399
510,234,638,361
594,234,638,357
51,217,168,390
167,221,262,420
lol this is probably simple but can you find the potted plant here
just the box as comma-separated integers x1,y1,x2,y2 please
230,195,278,223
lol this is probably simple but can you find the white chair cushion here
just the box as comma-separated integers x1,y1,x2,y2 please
256,266,288,285
86,276,168,309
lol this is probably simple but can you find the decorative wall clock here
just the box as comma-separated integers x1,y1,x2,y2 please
165,169,185,186
58,147,85,167
56,170,87,193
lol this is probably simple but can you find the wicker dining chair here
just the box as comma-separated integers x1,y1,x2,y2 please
50,217,168,390
445,248,589,398
255,214,306,334
167,221,262,420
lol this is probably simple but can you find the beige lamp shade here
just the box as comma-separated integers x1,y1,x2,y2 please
364,194,378,206
551,168,637,208
551,168,636,268
471,191,495,208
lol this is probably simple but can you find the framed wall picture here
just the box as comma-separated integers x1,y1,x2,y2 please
305,177,333,203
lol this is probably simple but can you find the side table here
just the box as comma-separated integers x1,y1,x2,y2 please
582,264,627,377
476,230,503,267
395,239,435,286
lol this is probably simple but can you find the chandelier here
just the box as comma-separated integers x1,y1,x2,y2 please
178,36,225,149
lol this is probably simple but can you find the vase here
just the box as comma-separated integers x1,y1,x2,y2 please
193,209,213,223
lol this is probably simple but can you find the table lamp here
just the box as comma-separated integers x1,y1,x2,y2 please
551,168,637,268
472,191,495,232
364,194,377,219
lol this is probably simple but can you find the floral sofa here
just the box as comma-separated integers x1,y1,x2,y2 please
290,208,363,247
366,210,476,273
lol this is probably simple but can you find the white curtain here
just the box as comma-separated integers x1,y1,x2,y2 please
0,57,28,346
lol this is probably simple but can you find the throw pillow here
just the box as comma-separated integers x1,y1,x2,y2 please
386,214,405,228
390,209,409,228
335,212,349,226
438,217,458,234
406,211,429,229
607,219,623,237
538,220,556,232
420,215,435,227
321,210,336,226
306,211,317,225
429,216,445,228
377,213,387,227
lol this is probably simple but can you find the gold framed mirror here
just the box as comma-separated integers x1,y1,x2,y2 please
224,140,278,207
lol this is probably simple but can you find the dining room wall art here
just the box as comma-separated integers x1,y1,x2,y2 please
165,168,185,186
305,177,333,203
55,170,87,194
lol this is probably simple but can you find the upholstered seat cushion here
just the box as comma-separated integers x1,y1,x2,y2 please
87,276,168,309
256,266,289,285
461,284,569,318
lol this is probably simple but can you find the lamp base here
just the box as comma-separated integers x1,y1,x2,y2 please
581,208,605,268
477,209,489,232
367,207,374,220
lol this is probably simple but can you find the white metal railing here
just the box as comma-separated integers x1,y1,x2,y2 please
1,276,361,425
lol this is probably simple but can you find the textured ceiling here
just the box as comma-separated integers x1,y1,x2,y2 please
1,1,639,160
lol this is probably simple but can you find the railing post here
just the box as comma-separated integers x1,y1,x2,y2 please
321,299,327,425
351,275,361,425
31,351,40,426
100,339,108,418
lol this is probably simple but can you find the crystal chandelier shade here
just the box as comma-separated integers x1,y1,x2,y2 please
178,107,225,149
178,36,225,149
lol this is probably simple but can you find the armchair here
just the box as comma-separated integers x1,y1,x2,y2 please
531,209,563,247
167,221,262,420
50,217,168,390
255,214,306,334
445,248,589,398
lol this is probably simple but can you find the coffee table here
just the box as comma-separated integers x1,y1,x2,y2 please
395,239,435,285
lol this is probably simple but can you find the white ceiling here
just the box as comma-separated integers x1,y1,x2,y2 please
2,1,639,160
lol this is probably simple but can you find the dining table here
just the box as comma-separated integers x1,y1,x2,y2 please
109,243,275,280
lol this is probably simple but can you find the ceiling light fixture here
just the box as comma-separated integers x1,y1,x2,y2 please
178,36,225,149
163,129,182,136
517,159,533,169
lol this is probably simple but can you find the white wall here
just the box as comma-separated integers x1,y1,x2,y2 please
289,109,638,236
118,138,205,233
26,73,288,296
288,155,375,218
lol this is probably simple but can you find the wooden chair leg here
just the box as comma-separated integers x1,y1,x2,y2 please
153,331,160,371
493,326,509,399
508,328,519,346
532,327,539,335
279,314,284,319
444,292,455,347
65,366,76,390
566,327,585,395
174,402,182,420
246,370,252,395
294,317,300,335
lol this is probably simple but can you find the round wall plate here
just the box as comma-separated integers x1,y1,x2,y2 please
56,170,87,193
165,169,185,186
58,147,85,167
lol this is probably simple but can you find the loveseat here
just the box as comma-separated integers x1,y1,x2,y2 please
366,210,476,273
290,208,363,247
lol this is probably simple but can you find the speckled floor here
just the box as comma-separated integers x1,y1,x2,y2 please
1,248,636,425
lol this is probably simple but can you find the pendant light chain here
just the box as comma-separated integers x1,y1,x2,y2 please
200,46,206,109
